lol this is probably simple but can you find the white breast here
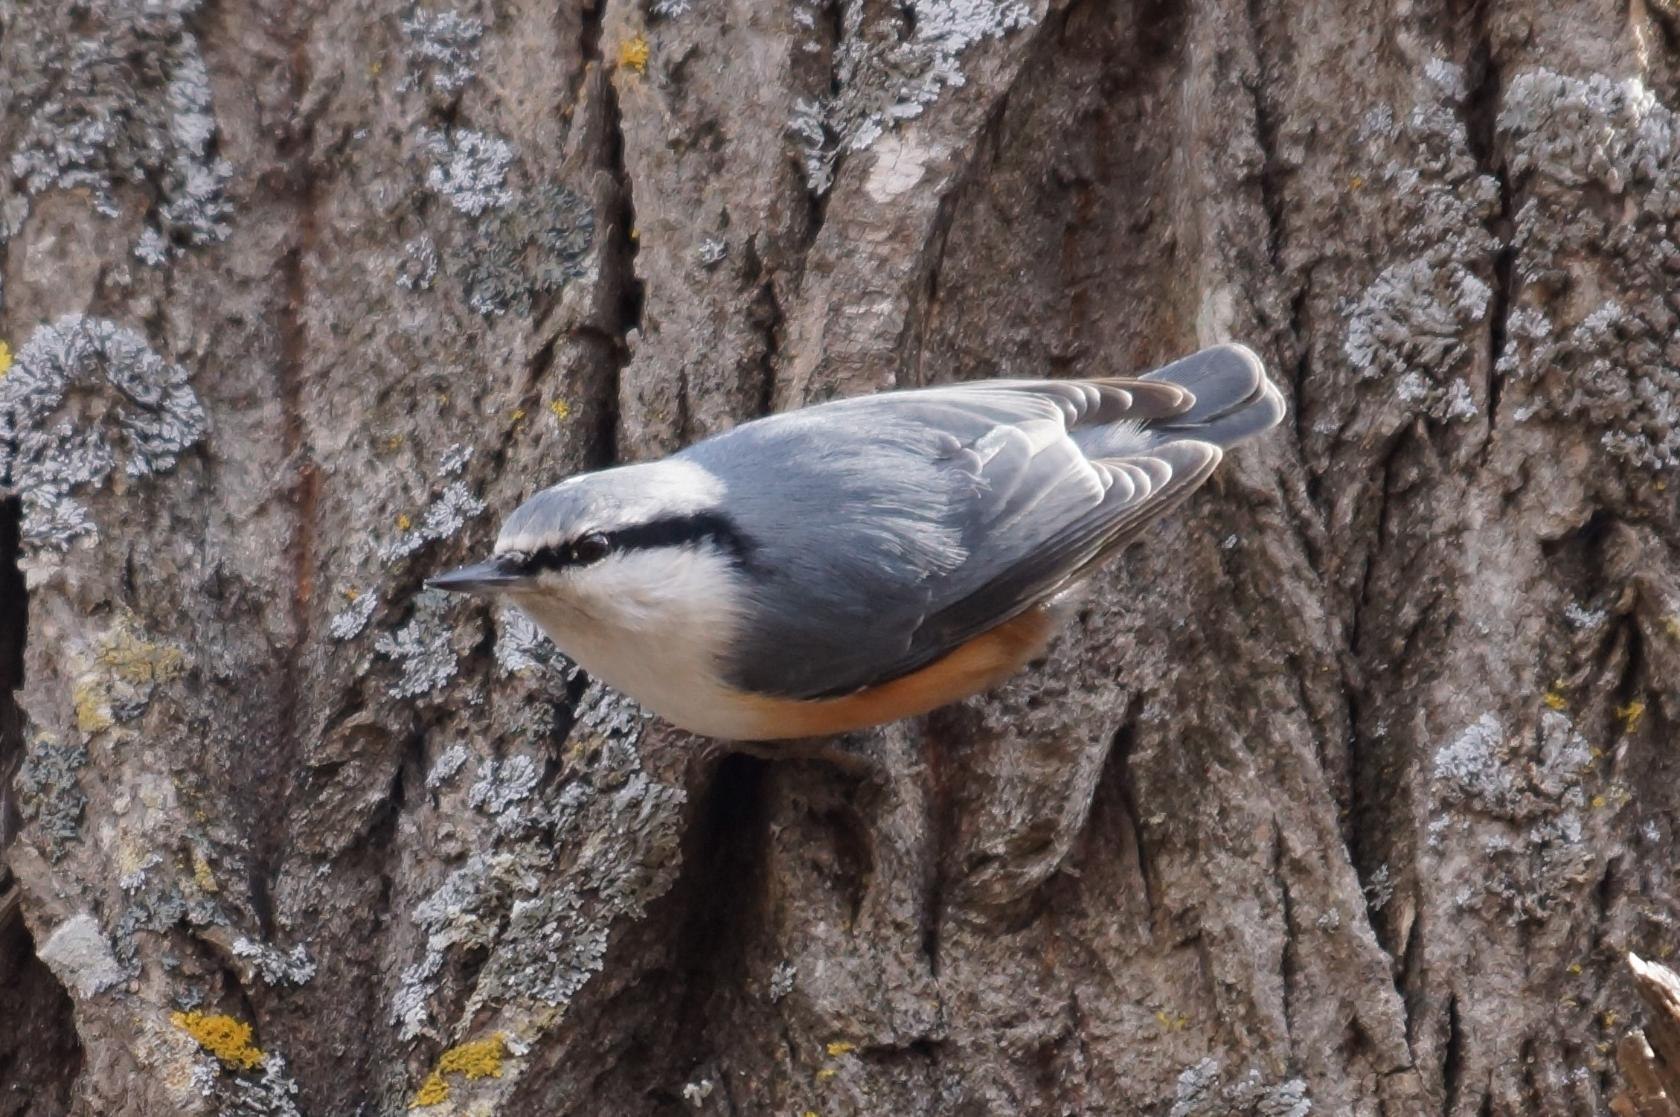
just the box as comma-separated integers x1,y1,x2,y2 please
509,546,772,739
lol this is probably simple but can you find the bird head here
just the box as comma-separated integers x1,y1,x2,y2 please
427,458,752,630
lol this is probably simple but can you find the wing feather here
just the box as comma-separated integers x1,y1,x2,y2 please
688,373,1232,701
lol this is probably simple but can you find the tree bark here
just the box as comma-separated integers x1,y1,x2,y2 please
4,0,1680,1114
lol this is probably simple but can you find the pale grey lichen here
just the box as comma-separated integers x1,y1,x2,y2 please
401,8,485,98
460,183,596,318
381,481,486,562
6,8,232,268
1496,70,1680,473
393,689,683,1039
769,961,797,1002
145,46,235,261
1361,863,1394,911
426,744,470,790
0,315,207,552
399,119,595,318
328,591,379,641
1433,714,1513,808
375,592,462,700
232,937,317,987
1343,68,1499,428
1344,257,1489,419
468,755,541,817
696,237,728,268
652,0,693,16
1431,710,1601,923
209,1052,304,1117
15,735,89,858
113,867,220,970
1422,57,1466,101
424,481,486,539
682,1079,715,1108
397,234,441,292
1170,1060,1311,1117
422,128,516,217
1358,104,1398,143
36,913,124,998
791,0,1035,193
438,442,473,476
1563,602,1607,629
1501,71,1675,190
390,11,594,318
495,606,572,678
572,681,654,738
1169,1059,1223,1117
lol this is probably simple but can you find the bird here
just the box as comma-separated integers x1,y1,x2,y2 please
429,344,1285,740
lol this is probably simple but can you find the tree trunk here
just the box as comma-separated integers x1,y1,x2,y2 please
4,0,1679,1113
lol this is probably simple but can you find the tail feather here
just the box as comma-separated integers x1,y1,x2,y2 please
1140,343,1285,449
1068,343,1286,459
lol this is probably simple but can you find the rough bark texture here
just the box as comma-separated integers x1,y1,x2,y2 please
4,0,1680,1114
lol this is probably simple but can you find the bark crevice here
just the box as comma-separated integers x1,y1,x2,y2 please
594,70,643,462
0,490,81,1117
1461,13,1514,447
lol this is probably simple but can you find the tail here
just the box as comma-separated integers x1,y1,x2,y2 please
1137,343,1286,449
1070,345,1286,459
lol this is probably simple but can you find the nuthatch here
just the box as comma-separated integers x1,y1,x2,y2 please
430,344,1284,740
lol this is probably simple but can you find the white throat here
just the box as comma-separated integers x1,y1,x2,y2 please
508,545,762,738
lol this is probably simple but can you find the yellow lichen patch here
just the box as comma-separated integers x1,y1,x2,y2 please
510,407,527,423
1542,687,1568,712
815,1068,838,1082
1154,1009,1190,1032
192,849,219,894
397,513,414,532
437,1036,505,1079
618,35,650,73
117,842,153,881
1617,700,1646,732
824,1041,855,1057
73,679,114,734
410,1034,507,1108
0,340,12,377
170,1012,264,1070
382,433,405,453
548,398,571,420
343,587,362,602
410,1072,449,1108
1590,794,1607,810
1349,175,1365,190
97,623,186,685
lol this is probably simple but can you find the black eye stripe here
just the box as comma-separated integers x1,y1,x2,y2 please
521,512,755,572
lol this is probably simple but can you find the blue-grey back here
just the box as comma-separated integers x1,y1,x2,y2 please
672,346,1282,699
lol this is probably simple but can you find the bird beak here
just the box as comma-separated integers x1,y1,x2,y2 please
427,555,527,594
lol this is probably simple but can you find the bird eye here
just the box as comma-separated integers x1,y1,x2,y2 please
572,532,610,565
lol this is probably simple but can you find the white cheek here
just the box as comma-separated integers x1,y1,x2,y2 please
573,549,733,633
510,547,759,737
